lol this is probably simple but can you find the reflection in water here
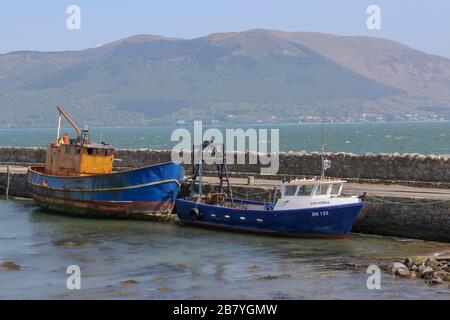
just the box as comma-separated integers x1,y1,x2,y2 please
0,199,449,299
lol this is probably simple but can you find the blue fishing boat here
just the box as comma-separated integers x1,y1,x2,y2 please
176,179,364,238
176,136,364,238
26,107,184,219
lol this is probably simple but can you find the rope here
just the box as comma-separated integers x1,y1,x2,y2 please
365,194,449,206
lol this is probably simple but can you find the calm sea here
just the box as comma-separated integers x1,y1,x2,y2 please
0,122,449,154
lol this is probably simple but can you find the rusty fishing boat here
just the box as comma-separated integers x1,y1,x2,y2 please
26,107,184,219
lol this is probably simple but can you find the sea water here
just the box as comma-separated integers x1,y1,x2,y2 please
0,122,449,155
1,199,449,299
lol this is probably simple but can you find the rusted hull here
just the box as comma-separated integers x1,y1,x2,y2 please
30,193,176,220
26,162,184,220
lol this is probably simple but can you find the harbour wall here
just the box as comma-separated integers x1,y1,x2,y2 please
0,147,449,187
353,198,450,242
0,169,27,198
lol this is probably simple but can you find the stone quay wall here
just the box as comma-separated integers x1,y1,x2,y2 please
0,170,27,198
1,147,449,187
353,197,450,242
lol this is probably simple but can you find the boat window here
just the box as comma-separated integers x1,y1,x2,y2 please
87,148,94,155
297,185,313,196
330,184,341,195
284,185,297,196
316,184,330,196
95,149,107,156
64,145,72,155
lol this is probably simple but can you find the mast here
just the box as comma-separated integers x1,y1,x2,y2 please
56,106,81,139
321,119,326,180
56,113,62,143
189,140,232,203
197,145,203,198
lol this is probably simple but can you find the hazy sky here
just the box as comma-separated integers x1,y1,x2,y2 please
1,0,450,58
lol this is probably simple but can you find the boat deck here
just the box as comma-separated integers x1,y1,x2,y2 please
194,198,268,210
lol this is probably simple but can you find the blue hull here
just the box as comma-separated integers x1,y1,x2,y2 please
175,198,363,238
27,162,184,219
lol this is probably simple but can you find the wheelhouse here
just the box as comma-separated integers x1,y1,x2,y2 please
44,142,115,176
280,179,345,199
43,106,115,176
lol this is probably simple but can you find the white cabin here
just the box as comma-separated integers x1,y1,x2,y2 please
274,178,361,210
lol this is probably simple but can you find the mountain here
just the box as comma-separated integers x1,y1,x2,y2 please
0,29,449,128
275,31,450,100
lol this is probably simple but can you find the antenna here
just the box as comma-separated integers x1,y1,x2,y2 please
321,119,327,180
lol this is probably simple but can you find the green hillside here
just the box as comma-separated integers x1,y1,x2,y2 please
0,29,449,127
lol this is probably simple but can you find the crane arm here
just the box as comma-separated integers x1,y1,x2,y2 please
56,106,81,138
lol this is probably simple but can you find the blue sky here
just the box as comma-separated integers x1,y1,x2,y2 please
1,0,450,58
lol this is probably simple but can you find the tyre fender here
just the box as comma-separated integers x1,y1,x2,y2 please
190,207,200,219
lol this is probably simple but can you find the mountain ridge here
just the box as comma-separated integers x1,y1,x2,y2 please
0,29,449,128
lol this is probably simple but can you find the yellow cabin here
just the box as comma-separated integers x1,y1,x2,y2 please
44,142,115,176
44,107,115,177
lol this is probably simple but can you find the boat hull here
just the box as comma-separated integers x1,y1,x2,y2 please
175,198,363,238
26,162,184,220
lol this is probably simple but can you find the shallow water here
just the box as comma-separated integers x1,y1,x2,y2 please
0,198,449,299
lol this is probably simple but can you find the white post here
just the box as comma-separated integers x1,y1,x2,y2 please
56,114,62,143
6,165,10,201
